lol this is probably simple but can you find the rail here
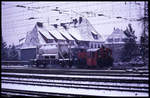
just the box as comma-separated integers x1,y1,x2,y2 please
1,67,149,97
1,61,29,65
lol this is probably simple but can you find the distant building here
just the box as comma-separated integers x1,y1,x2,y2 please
105,28,128,62
105,28,128,44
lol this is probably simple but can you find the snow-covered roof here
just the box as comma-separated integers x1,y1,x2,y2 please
37,26,54,40
21,17,105,49
56,26,74,40
37,31,47,45
107,28,127,39
105,28,128,44
67,27,83,41
45,25,66,40
19,37,26,44
77,17,103,42
22,26,40,47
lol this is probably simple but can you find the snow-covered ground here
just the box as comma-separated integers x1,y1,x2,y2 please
2,63,148,97
2,83,148,96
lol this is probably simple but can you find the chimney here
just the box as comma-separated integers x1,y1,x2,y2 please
79,17,82,24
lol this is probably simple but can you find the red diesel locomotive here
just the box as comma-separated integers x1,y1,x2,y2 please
76,46,114,68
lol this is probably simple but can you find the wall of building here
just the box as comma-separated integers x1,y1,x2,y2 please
89,42,103,49
20,48,37,61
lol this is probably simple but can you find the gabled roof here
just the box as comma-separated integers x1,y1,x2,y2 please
77,18,95,41
74,17,103,42
107,28,127,39
23,26,40,47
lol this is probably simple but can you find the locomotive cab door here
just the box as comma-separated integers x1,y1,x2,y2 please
86,48,99,67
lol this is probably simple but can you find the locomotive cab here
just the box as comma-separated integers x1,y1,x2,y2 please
86,48,99,68
97,46,114,68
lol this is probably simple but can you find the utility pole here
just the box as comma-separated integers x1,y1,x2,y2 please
140,1,148,66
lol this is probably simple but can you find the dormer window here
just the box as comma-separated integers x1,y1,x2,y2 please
91,32,98,40
61,23,67,29
53,24,58,28
37,22,43,27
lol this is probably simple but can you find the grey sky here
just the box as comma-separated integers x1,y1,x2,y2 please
2,1,145,45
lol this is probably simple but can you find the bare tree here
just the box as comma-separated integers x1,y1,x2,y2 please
121,23,138,62
1,37,8,60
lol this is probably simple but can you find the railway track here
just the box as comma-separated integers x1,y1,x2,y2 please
1,66,149,97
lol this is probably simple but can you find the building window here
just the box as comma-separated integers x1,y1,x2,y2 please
95,44,97,48
37,22,43,27
115,38,120,42
91,32,98,40
122,38,128,42
107,38,113,42
91,43,93,48
98,44,100,48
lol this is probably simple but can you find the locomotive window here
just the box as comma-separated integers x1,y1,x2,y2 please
92,52,95,57
87,53,91,57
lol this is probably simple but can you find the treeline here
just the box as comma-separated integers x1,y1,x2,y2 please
1,38,18,61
